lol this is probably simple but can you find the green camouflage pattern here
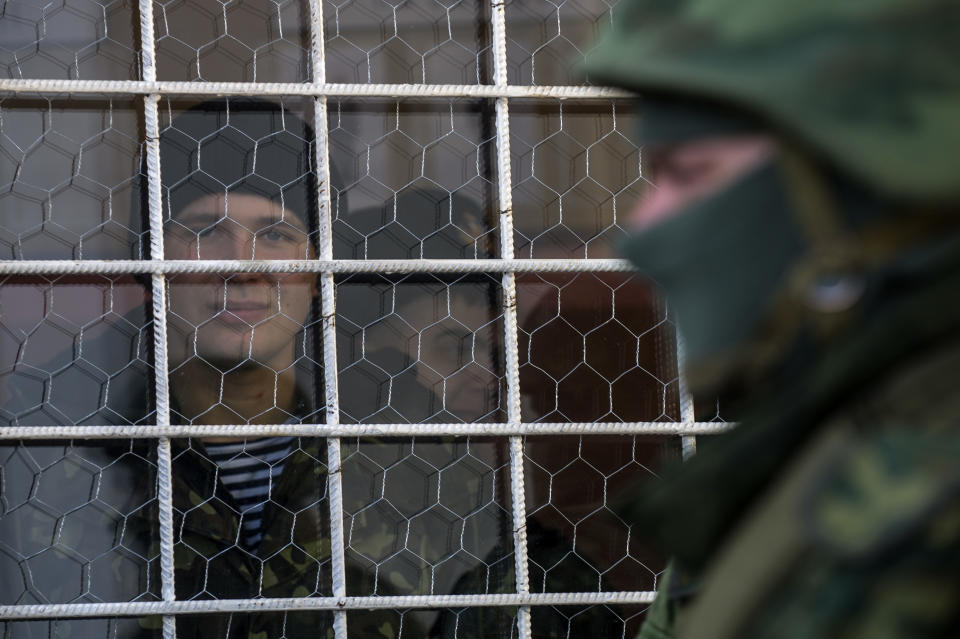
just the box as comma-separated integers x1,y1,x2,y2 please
141,437,422,638
677,338,960,639
625,240,960,639
431,518,630,639
584,0,960,199
587,4,960,636
2,428,621,638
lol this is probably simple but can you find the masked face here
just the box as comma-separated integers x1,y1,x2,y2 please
621,135,806,389
164,193,317,372
629,135,775,230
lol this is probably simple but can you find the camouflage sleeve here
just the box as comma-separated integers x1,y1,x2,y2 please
635,563,678,639
745,428,960,639
430,518,638,639
675,423,960,639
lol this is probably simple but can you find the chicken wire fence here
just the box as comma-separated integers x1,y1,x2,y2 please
0,1,731,638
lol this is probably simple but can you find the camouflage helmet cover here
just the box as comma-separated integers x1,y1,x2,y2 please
584,0,960,201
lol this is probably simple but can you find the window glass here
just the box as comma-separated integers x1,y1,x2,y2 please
342,436,512,606
0,0,139,80
155,0,311,82
0,441,159,605
518,272,677,423
0,276,151,426
505,0,615,86
324,0,490,85
337,276,504,424
511,101,644,260
330,100,498,260
0,3,690,637
0,99,145,260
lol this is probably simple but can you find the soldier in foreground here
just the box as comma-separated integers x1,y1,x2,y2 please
584,1,960,637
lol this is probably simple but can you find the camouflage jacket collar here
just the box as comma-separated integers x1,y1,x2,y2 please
620,232,960,572
168,436,332,599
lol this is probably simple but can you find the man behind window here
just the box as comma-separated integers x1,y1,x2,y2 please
143,98,421,638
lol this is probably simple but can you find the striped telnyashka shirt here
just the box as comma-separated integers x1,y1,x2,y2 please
204,437,295,551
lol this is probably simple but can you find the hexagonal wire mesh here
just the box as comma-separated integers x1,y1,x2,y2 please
0,0,140,80
153,0,311,82
0,1,729,638
0,98,146,260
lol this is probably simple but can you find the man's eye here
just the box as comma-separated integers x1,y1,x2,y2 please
258,227,301,243
259,229,289,242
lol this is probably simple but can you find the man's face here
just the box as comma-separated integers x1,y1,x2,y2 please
628,135,775,230
164,192,317,372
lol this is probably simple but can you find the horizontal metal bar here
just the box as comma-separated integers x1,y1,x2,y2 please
0,79,634,100
0,422,734,439
0,591,657,620
0,258,635,276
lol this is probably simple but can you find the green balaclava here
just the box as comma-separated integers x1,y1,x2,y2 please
619,98,809,394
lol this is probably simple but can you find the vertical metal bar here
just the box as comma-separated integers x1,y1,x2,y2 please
489,2,532,637
140,0,176,635
307,1,347,637
676,335,697,460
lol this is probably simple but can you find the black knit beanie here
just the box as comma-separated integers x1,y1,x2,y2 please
158,98,319,236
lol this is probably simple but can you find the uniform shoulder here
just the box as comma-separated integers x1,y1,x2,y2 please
804,338,960,558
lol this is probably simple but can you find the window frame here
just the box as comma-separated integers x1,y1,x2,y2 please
0,1,732,637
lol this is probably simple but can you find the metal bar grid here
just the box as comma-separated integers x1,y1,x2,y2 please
0,591,657,620
490,0,533,634
0,421,734,439
677,336,698,460
0,3,730,636
0,79,632,99
138,2,177,636
306,1,348,636
0,258,635,274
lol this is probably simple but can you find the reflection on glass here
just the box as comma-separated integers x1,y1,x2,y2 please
511,101,644,259
342,435,512,632
0,1,138,80
505,0,615,86
0,441,159,607
0,99,144,260
524,435,678,593
0,276,151,426
337,276,504,424
154,0,310,82
329,100,498,260
154,99,520,639
518,273,679,423
324,1,489,85
0,279,157,607
157,102,339,634
164,194,319,425
0,3,675,638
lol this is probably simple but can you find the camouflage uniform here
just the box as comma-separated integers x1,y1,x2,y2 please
2,373,608,638
582,1,960,637
151,437,419,638
0,435,420,638
3,308,619,639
